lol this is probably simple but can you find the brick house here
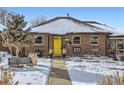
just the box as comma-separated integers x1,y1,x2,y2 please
108,34,124,56
0,16,123,57
25,16,113,57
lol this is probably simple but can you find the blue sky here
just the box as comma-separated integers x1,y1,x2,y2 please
4,7,124,31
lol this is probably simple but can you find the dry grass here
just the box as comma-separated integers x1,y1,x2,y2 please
0,70,13,85
0,67,19,85
98,71,124,85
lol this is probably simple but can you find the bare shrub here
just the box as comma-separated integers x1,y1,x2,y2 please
98,71,124,85
0,70,12,85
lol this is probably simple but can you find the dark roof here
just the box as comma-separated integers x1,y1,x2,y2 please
109,35,124,37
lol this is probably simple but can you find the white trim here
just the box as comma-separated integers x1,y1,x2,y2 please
90,35,99,45
34,35,44,45
72,35,81,45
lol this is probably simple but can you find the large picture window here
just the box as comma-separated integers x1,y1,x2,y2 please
35,36,43,44
73,36,80,44
90,35,99,45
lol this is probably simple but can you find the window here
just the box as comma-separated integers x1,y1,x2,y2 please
73,36,80,44
118,44,123,49
35,36,43,44
73,47,81,54
90,35,99,45
117,40,124,49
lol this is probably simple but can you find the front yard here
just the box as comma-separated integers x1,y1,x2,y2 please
0,51,51,85
11,58,51,85
1,51,124,85
65,56,124,85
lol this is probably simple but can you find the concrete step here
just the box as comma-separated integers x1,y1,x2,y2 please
52,55,64,59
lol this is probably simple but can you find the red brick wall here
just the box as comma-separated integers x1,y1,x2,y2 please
25,33,49,57
0,32,109,57
64,33,108,56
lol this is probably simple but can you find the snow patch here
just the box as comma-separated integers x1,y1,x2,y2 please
11,58,51,85
0,51,51,85
65,56,124,85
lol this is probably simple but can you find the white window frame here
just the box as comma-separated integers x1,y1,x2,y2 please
90,35,99,45
72,36,81,45
34,35,44,45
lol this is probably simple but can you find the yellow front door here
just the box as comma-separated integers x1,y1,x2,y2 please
53,36,62,55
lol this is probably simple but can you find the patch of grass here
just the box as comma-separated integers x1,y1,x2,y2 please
98,71,124,85
0,71,13,85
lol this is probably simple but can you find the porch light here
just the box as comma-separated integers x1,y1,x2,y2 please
64,39,72,45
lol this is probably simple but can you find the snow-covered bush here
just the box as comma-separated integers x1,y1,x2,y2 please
28,53,38,66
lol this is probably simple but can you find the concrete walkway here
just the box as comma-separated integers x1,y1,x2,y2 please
48,59,72,85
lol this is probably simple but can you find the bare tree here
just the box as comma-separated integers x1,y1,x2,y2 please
0,9,32,56
30,16,47,27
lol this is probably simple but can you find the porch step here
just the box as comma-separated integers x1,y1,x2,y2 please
52,55,63,59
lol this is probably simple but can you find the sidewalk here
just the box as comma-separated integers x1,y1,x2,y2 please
48,59,72,85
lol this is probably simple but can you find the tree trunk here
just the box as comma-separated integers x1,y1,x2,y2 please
8,47,12,56
15,46,21,57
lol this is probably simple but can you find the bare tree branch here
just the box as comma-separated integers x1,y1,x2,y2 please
30,16,47,27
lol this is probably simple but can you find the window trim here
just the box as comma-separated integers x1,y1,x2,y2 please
72,36,81,45
34,35,44,45
90,35,99,45
73,47,81,54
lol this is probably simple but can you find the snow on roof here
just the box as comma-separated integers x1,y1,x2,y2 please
109,30,124,36
31,17,112,35
86,22,124,36
86,22,116,33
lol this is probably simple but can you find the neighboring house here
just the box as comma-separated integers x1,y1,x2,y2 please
0,16,123,58
109,33,124,56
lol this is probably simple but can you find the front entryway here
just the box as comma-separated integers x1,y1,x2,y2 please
53,36,62,55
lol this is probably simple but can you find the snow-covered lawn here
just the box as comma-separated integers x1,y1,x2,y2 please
1,51,124,85
0,51,51,85
11,58,51,85
65,56,124,85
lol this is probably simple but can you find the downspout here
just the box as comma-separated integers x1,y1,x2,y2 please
106,34,108,56
48,34,50,57
115,36,117,55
